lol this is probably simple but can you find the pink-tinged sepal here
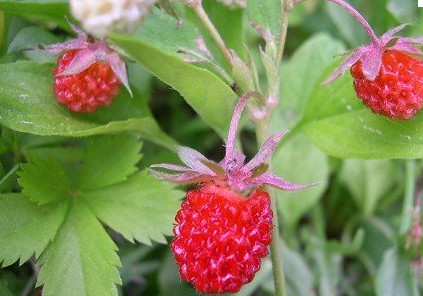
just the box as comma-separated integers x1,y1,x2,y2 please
248,173,317,191
149,91,313,194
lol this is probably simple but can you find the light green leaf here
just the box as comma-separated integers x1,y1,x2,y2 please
0,61,176,150
274,33,345,129
0,0,70,29
340,159,397,216
0,193,67,267
376,248,419,296
301,62,423,159
8,26,60,54
111,33,236,138
79,135,142,190
18,159,71,205
84,171,183,245
247,0,281,37
387,0,417,22
37,199,121,296
274,134,329,228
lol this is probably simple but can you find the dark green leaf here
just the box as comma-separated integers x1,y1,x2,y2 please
0,280,14,296
0,0,70,29
78,135,142,190
375,248,419,296
301,62,423,159
111,33,236,138
37,199,121,296
340,160,397,216
0,193,67,267
18,159,71,205
83,171,183,245
7,26,59,54
0,61,176,150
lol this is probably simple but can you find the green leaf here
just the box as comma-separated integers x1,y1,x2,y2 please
18,159,71,205
340,160,397,216
387,0,417,22
84,171,183,245
111,32,237,138
0,0,70,29
0,193,67,267
274,33,345,129
375,248,419,296
79,135,142,190
301,62,423,159
274,134,329,228
7,26,60,54
37,199,121,296
0,280,14,296
0,61,176,150
247,0,281,37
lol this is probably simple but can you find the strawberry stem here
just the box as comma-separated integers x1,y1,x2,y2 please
400,160,417,235
190,1,234,68
276,0,293,67
327,0,379,44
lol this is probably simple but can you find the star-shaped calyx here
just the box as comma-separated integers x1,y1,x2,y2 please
43,23,131,95
324,0,423,84
150,91,311,194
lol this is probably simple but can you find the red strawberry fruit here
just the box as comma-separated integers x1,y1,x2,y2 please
44,24,130,113
350,50,423,119
324,0,423,119
172,185,272,294
150,92,310,294
53,50,121,112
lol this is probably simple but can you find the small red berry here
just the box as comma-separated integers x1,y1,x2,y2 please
53,50,121,113
171,184,273,294
350,50,423,119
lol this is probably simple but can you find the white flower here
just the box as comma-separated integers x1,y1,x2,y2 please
217,0,246,9
70,0,156,37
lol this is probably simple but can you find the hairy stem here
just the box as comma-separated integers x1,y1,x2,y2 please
191,2,233,68
276,0,292,67
327,0,379,43
400,160,416,234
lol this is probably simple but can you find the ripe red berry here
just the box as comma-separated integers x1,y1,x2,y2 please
350,50,423,119
53,50,121,112
171,184,273,294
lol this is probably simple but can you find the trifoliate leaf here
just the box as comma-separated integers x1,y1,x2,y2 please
18,159,71,205
0,193,67,267
37,199,121,296
84,170,183,245
78,135,142,190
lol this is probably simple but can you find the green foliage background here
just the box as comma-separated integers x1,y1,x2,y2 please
0,0,422,295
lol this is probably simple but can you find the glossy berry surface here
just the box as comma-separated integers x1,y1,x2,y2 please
53,50,121,112
350,50,423,119
171,185,273,294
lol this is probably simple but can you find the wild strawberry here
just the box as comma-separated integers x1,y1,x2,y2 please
324,0,423,119
350,50,423,119
172,185,272,294
44,24,131,113
150,92,311,294
53,50,121,112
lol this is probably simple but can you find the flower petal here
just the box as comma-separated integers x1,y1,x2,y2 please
243,130,287,173
249,172,317,191
42,38,90,54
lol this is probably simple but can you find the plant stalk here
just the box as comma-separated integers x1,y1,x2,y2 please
400,160,416,234
276,0,292,67
191,2,233,68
